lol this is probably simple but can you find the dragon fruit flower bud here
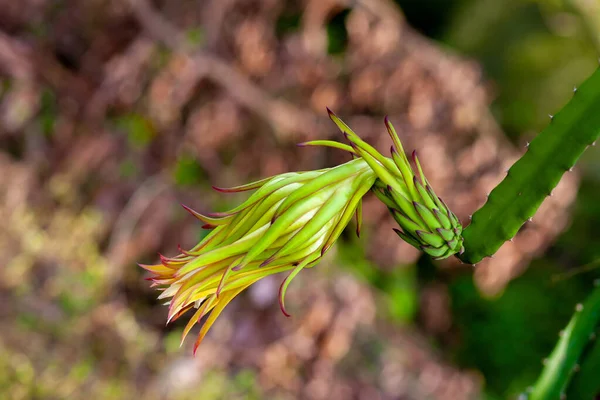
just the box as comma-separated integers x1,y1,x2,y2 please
303,109,464,260
140,157,376,353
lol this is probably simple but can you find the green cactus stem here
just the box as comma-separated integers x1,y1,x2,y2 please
460,67,600,264
528,285,600,400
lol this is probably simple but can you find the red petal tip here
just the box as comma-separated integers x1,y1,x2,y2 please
260,256,275,268
193,340,201,356
211,185,228,193
278,281,292,318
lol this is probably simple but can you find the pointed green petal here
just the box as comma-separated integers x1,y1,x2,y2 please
384,117,409,164
212,175,273,192
433,208,452,230
234,185,337,270
355,198,363,237
278,262,308,317
421,245,448,258
391,146,418,199
193,283,252,354
414,177,438,211
270,189,347,261
273,158,367,220
436,228,456,242
393,228,422,248
390,209,424,236
415,230,445,248
413,201,441,232
298,140,357,155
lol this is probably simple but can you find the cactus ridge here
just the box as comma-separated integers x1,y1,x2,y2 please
528,285,600,400
460,67,600,264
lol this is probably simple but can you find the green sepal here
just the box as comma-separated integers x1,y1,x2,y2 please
393,228,422,248
421,245,448,258
433,208,452,230
413,201,441,232
414,177,438,211
391,209,424,236
436,228,456,242
415,230,446,248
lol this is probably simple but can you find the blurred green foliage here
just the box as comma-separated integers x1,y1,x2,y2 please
173,153,206,187
115,113,156,149
327,9,351,55
449,265,586,397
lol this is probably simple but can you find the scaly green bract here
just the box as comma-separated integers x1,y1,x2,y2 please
460,67,600,264
528,286,600,400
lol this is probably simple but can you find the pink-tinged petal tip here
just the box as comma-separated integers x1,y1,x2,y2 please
260,256,275,268
211,185,230,193
278,282,292,318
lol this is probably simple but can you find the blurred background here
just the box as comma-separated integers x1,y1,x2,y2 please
1,0,599,399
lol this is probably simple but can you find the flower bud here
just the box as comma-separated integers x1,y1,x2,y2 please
307,110,464,259
140,157,376,352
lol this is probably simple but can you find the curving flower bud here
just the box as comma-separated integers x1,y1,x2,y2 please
302,109,464,259
140,157,376,353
